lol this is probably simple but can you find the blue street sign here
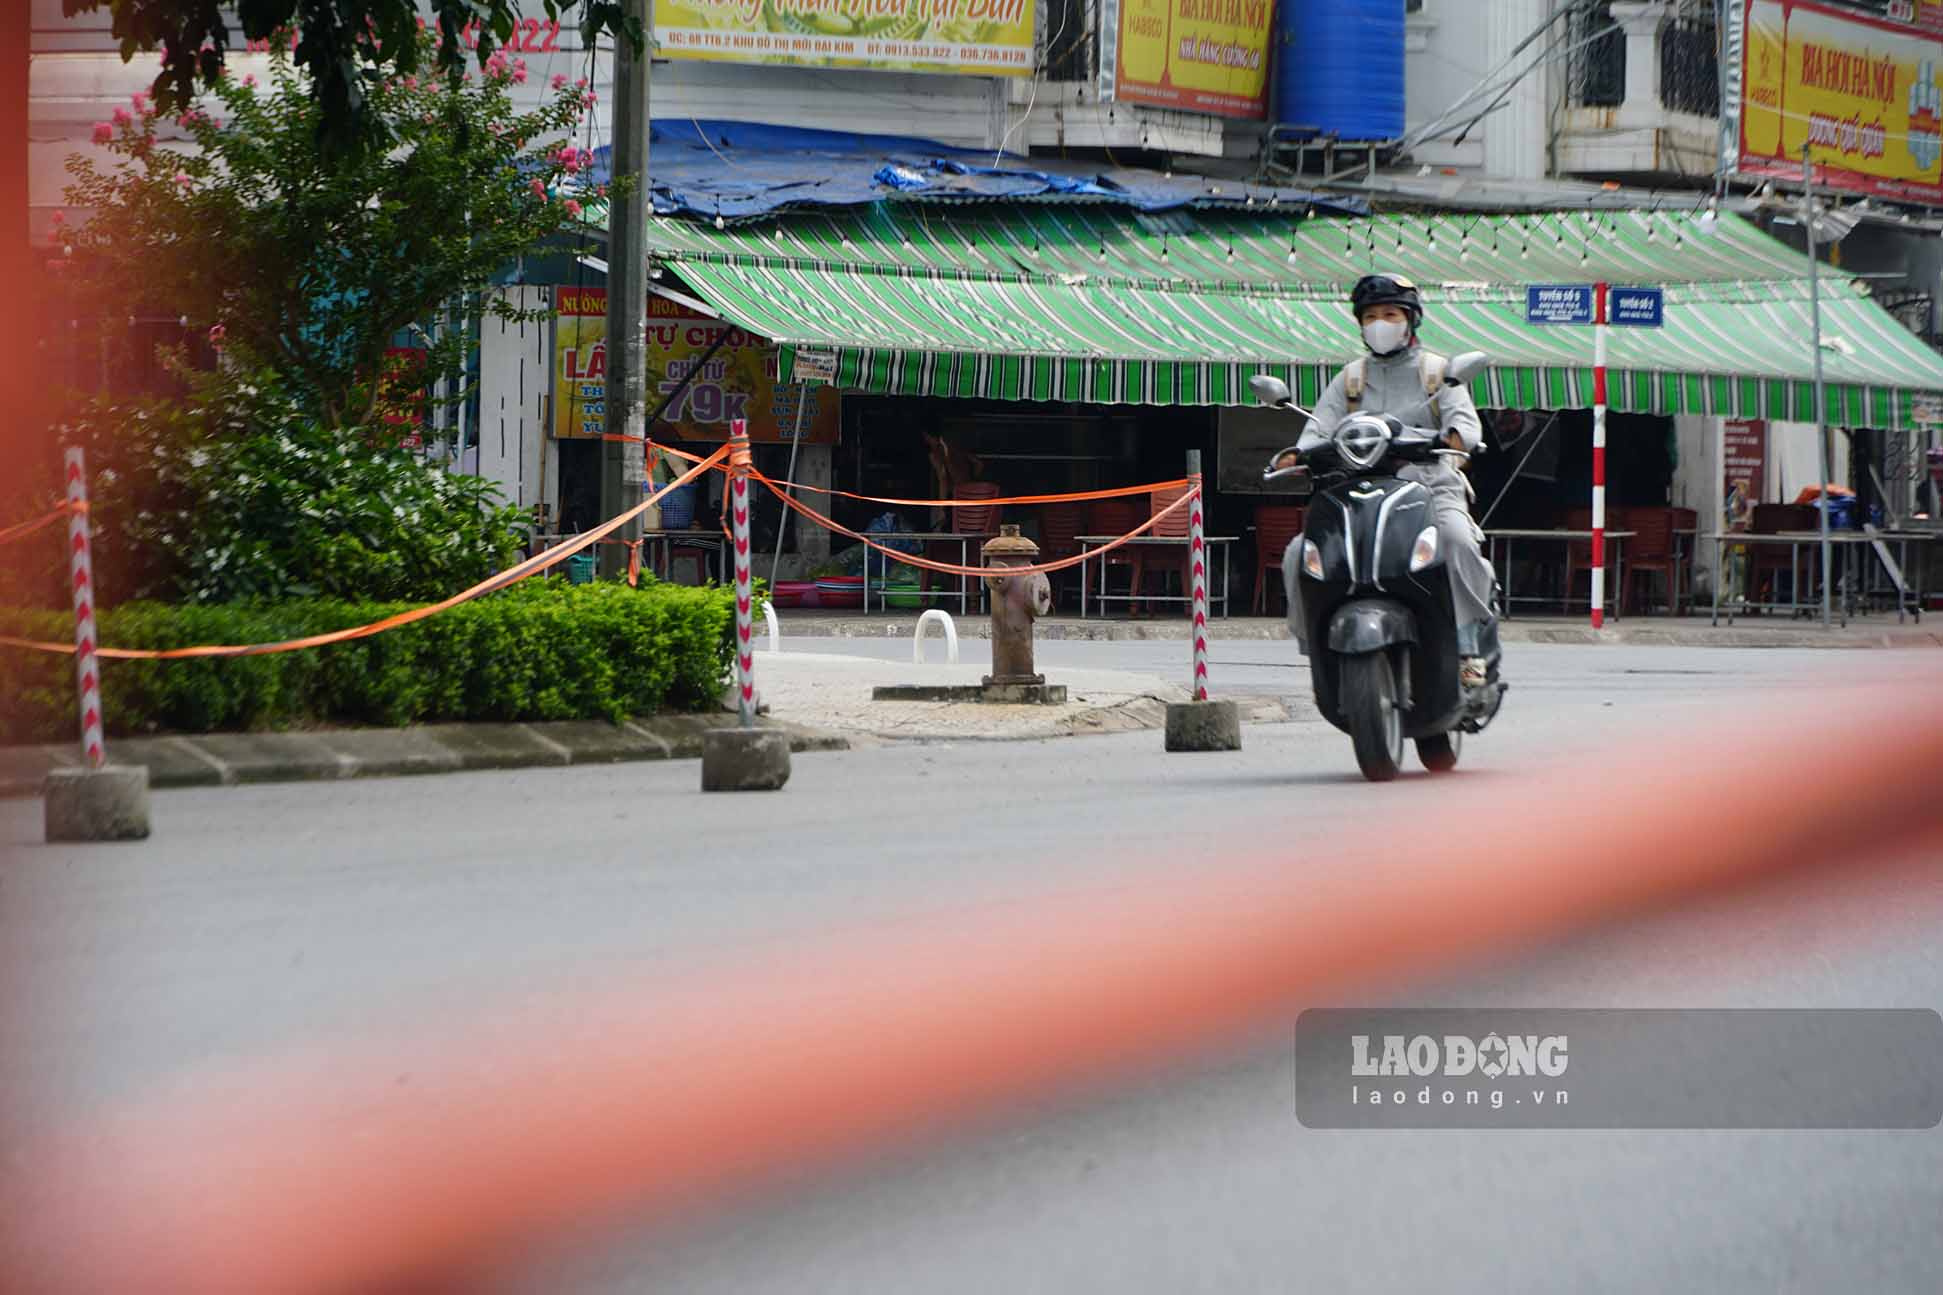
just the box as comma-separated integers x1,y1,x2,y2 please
1526,284,1596,325
1610,286,1665,328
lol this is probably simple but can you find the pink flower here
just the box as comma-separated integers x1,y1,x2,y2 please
113,106,132,126
556,145,578,167
208,324,225,348
564,199,582,218
131,91,149,113
173,171,192,189
530,178,547,199
50,211,64,226
576,77,588,89
551,73,567,89
404,75,418,91
92,122,113,145
177,112,198,128
595,184,608,198
242,74,257,88
512,63,527,85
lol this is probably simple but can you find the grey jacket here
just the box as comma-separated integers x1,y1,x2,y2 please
1296,344,1483,498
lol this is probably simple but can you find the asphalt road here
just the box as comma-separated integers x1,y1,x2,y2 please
4,640,1939,1293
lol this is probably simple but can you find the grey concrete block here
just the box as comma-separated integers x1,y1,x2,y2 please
1164,699,1243,753
44,765,151,842
187,733,349,784
0,746,69,799
312,728,463,780
537,720,672,764
422,723,573,771
701,727,792,792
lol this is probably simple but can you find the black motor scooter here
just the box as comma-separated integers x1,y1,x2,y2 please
1251,360,1507,782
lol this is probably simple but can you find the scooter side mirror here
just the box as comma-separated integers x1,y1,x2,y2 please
1249,374,1294,408
1444,351,1488,386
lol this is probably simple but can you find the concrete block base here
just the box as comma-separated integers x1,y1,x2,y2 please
1164,700,1242,753
44,765,152,842
701,728,792,792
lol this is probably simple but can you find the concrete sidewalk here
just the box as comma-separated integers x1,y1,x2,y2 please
749,650,1292,743
769,610,1942,650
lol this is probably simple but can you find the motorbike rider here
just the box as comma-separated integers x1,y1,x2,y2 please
1283,273,1501,688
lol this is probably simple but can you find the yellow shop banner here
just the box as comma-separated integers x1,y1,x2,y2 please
1738,0,1943,203
1108,0,1272,120
554,289,840,444
653,0,1033,76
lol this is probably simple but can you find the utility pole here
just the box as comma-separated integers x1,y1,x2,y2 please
601,0,651,577
1802,143,1834,628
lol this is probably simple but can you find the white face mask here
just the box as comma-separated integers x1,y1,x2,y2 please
1362,319,1410,354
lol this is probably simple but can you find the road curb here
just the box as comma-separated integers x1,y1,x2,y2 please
0,717,849,800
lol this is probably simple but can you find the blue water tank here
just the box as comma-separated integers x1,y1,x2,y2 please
1272,0,1406,142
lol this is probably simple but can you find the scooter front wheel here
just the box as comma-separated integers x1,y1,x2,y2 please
1341,651,1403,782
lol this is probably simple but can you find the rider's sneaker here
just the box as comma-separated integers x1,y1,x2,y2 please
1460,657,1488,689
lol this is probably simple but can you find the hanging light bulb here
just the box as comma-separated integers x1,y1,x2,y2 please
1289,246,1300,266
714,214,725,230
1646,220,1657,242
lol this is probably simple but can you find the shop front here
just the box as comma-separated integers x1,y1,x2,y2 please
636,204,1943,612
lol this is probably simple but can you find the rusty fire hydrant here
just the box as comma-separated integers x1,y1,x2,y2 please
983,524,1053,688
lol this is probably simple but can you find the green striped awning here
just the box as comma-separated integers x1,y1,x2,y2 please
645,206,1943,428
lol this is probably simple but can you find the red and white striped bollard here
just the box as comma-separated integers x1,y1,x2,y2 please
1188,450,1210,701
729,419,756,728
66,448,106,768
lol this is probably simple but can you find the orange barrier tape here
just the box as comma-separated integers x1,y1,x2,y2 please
756,471,1198,579
0,449,729,661
644,440,1192,509
3,683,1936,1295
0,500,83,547
762,477,1194,509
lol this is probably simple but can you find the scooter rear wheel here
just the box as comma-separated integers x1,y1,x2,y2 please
1416,729,1462,773
1341,652,1403,783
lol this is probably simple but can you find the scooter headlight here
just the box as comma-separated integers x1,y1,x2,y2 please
1334,414,1392,470
1302,538,1325,580
1409,525,1440,572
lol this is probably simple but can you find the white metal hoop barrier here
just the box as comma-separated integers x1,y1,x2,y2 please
762,600,780,655
913,609,960,665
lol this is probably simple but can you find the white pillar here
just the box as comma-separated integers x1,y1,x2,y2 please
1610,1,1672,128
1484,0,1548,180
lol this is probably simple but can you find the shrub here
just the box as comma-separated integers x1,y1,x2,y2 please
0,579,735,744
2,371,528,610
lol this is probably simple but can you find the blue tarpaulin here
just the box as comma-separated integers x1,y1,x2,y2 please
573,120,1365,222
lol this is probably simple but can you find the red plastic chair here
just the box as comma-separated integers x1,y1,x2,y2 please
1138,485,1195,614
1252,505,1307,615
1087,497,1147,616
1036,501,1085,611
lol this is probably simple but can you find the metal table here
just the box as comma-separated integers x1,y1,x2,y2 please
1077,535,1236,618
1485,529,1635,620
1708,531,1931,626
644,529,725,585
860,533,990,616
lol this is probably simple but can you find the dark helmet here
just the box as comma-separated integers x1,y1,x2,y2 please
1350,273,1423,326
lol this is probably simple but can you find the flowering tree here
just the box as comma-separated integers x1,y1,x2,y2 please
60,29,603,427
62,0,639,156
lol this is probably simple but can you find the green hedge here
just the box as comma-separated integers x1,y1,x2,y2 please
0,579,737,743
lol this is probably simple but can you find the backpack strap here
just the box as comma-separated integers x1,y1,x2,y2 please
1420,351,1447,423
1343,358,1366,409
